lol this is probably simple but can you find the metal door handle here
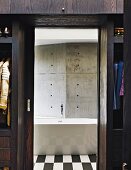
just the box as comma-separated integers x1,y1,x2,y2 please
27,99,31,112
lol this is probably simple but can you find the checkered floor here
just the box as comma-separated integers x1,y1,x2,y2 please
34,154,96,170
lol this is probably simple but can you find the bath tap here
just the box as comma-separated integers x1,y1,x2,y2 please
61,104,63,116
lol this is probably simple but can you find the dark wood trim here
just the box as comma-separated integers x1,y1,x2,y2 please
11,22,26,170
24,26,34,170
32,15,107,26
106,21,114,170
0,14,107,27
10,22,19,170
123,0,131,169
23,16,109,170
17,23,25,170
98,26,107,170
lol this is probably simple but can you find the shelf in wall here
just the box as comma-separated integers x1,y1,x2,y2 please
0,128,11,137
114,36,123,43
0,37,12,44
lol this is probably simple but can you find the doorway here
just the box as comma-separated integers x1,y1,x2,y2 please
33,28,99,170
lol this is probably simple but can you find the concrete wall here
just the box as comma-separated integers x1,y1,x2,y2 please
34,43,98,119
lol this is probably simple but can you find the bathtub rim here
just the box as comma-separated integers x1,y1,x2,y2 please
34,117,97,125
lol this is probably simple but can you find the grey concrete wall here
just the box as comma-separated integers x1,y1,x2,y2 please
34,43,98,119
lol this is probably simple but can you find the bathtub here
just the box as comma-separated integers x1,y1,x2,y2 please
34,117,97,155
34,116,97,125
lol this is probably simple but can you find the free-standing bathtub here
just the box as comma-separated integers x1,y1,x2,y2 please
34,117,97,155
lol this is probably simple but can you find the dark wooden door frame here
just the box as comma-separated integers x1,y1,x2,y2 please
23,15,109,170
123,1,131,169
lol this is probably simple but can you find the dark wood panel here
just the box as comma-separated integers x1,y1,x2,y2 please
11,22,19,170
24,26,34,170
97,0,117,13
31,0,66,14
0,137,10,148
0,0,10,13
102,0,117,13
112,130,123,164
116,0,123,13
11,0,66,14
17,24,25,170
66,0,99,14
10,0,119,14
12,22,26,170
0,149,10,161
10,0,30,13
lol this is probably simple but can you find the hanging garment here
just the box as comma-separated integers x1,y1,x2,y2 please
0,60,10,110
113,61,123,110
113,63,118,110
120,70,124,96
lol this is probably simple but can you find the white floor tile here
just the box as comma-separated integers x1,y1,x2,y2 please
45,155,54,163
34,163,44,170
34,155,38,163
91,163,96,170
80,155,90,163
53,163,63,170
72,163,83,170
63,155,72,163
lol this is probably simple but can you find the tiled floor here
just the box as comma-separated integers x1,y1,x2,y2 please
34,154,96,170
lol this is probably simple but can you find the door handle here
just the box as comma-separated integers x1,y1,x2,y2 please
123,163,128,170
27,99,31,112
61,104,63,116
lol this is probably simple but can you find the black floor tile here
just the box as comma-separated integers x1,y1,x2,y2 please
44,163,53,170
36,155,46,162
54,155,63,162
63,163,73,170
82,163,93,170
88,154,96,162
72,155,81,162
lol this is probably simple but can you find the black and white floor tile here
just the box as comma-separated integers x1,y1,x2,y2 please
34,154,96,170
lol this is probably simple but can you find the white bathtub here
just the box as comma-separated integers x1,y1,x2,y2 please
34,116,97,125
34,117,97,155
